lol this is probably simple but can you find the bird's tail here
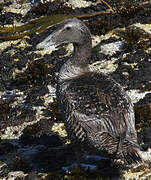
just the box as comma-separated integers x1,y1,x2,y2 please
95,132,151,164
116,138,151,164
117,144,142,164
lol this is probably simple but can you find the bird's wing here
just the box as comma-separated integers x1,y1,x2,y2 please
60,72,136,138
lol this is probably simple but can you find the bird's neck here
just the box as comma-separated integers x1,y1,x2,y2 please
72,42,92,67
58,41,92,82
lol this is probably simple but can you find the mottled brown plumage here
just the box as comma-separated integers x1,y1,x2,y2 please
37,18,149,164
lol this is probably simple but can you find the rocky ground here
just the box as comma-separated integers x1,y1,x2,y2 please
0,0,151,179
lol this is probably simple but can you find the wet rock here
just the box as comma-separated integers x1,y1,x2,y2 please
136,93,151,106
16,145,75,172
19,121,63,147
0,140,17,156
32,145,75,171
20,133,63,147
12,156,32,173
17,145,45,170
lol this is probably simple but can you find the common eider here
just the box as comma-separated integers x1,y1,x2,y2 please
37,18,150,164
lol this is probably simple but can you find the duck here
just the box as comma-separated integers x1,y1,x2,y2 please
37,18,150,164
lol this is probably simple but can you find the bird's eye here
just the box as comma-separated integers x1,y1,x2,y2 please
66,26,71,30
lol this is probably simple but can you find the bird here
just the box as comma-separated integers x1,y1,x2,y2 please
37,18,150,164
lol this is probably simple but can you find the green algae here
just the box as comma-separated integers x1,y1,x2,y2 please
0,14,70,42
0,8,114,42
